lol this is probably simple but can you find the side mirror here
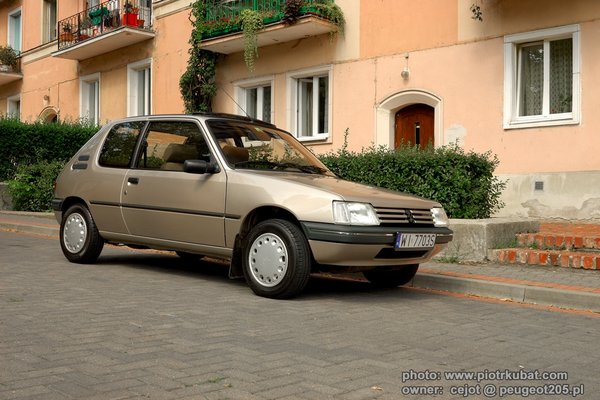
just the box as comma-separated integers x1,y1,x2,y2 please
183,160,220,174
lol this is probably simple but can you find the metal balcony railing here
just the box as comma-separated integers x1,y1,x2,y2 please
57,0,152,50
203,0,332,39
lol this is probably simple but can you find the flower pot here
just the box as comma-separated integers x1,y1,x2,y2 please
59,32,74,42
137,19,144,28
122,13,138,26
0,64,13,72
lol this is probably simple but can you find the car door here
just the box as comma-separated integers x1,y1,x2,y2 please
88,120,146,234
120,119,227,247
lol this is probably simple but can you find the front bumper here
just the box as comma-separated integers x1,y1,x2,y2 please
300,222,453,267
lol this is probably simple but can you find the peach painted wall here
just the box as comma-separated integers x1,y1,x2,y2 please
150,7,191,115
360,0,458,59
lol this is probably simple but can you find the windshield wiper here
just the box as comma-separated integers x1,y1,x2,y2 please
233,160,327,174
274,162,327,174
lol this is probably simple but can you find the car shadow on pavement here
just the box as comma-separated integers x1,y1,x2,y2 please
93,249,420,300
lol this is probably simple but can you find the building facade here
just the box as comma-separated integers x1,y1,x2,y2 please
0,0,599,220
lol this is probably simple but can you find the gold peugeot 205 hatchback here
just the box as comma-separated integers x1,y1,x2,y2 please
53,114,453,298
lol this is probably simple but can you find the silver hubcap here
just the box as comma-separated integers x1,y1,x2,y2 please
248,233,289,288
63,212,87,253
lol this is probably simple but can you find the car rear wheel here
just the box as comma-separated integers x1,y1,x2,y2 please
60,204,104,263
362,264,419,288
243,219,311,299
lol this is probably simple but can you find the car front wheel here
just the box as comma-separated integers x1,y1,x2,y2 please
242,219,311,299
362,264,419,288
60,204,104,263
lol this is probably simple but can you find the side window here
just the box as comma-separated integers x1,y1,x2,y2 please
98,122,145,168
136,121,209,171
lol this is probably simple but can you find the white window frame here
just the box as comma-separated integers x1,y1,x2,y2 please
8,7,22,54
234,76,274,123
80,73,101,125
42,0,57,43
504,24,580,129
7,94,21,120
287,65,332,141
127,58,152,117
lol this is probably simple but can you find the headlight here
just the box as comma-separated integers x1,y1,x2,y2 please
431,207,449,227
333,201,380,226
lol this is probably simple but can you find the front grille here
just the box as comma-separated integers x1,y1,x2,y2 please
374,207,434,226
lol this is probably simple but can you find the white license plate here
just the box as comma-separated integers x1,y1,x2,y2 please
395,233,436,249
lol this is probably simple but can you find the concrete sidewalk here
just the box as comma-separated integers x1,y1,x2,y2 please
1,210,599,313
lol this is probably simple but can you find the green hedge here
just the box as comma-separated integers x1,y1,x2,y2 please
7,160,66,212
1,118,98,211
319,142,506,219
0,117,97,181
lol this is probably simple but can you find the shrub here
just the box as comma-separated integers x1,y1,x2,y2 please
319,141,506,219
0,117,97,181
7,160,66,212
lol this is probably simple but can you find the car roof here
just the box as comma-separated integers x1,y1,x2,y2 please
106,113,276,128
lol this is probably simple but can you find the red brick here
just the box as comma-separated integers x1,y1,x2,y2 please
545,235,555,248
571,255,582,269
549,253,559,266
555,236,564,248
507,250,516,263
538,252,549,265
534,234,544,248
582,256,594,270
518,250,528,264
527,251,539,265
574,237,584,248
559,254,570,268
594,238,600,249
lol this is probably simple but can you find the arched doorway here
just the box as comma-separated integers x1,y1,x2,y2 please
39,106,58,123
394,104,434,149
375,90,442,149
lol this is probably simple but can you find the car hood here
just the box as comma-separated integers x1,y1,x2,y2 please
244,171,442,209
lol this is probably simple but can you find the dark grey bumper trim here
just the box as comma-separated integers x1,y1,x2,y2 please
300,222,453,245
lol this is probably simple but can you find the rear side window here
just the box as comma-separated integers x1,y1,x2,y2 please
98,122,145,168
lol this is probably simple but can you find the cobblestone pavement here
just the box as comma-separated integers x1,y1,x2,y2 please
1,231,599,399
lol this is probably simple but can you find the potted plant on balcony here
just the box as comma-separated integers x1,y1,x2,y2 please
0,45,18,72
79,17,93,40
123,1,139,27
59,23,75,42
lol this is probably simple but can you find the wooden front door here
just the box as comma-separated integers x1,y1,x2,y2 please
394,104,434,149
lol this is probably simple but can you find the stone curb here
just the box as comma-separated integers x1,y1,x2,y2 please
412,273,600,313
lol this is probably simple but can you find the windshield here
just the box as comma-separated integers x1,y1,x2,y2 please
206,119,334,176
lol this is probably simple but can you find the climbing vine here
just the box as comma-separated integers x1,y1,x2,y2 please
240,9,264,72
179,0,218,113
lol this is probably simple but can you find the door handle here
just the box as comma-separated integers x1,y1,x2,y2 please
127,177,139,185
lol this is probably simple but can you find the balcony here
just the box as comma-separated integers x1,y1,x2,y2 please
200,0,339,54
53,0,155,61
0,57,22,86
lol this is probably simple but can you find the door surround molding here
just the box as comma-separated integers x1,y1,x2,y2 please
375,89,443,148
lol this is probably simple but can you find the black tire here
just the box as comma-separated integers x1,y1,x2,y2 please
242,219,311,299
60,204,104,263
362,264,419,288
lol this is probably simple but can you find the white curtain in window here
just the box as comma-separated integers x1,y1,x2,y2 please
550,39,573,114
519,44,543,116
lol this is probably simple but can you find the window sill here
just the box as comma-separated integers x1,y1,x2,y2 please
297,135,330,144
504,115,579,130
